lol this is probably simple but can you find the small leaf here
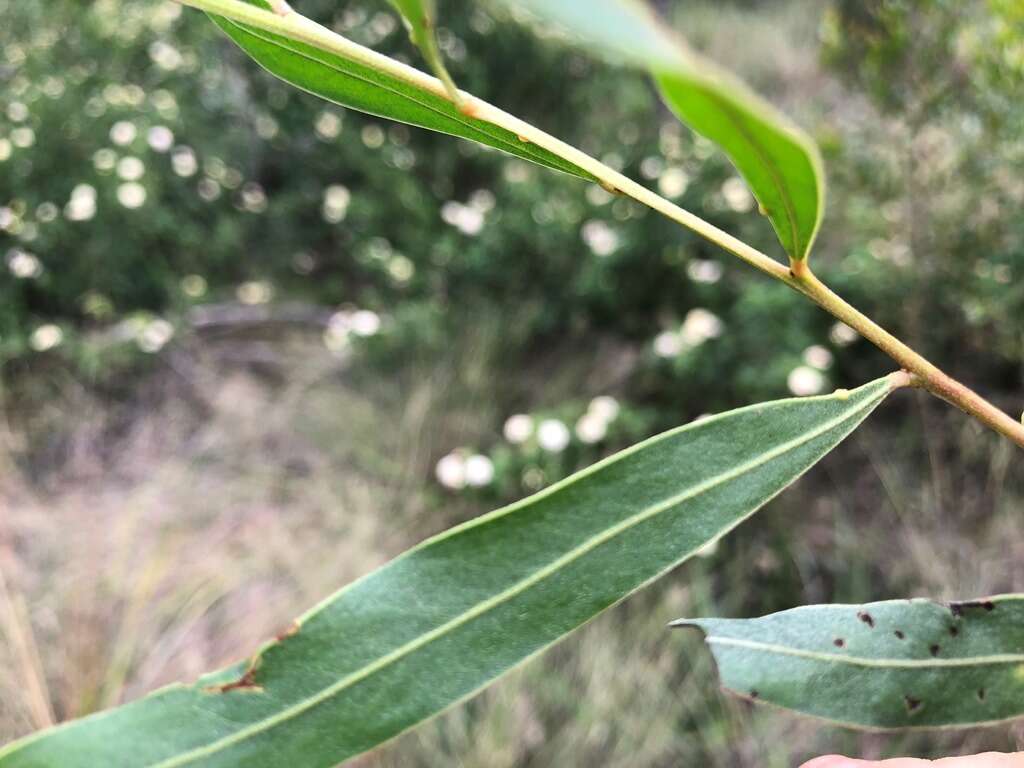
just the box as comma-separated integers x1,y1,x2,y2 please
677,595,1024,729
208,1,593,179
0,379,892,767
493,0,825,261
385,0,461,105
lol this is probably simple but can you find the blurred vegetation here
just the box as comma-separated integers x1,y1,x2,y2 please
1,0,1023,764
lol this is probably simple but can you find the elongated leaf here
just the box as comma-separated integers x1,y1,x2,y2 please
385,0,461,102
678,595,1024,729
493,0,825,261
0,379,893,767
207,0,592,179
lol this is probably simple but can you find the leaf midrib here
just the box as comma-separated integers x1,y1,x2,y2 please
151,389,885,768
705,636,1024,669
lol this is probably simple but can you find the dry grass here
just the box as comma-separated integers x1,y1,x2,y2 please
1,324,1021,765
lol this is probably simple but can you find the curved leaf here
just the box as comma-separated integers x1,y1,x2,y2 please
492,0,825,261
677,595,1024,729
0,379,893,767
208,0,593,180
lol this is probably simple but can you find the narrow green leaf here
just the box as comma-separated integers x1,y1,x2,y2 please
207,0,593,180
493,0,825,261
677,595,1024,729
0,379,892,767
384,0,461,104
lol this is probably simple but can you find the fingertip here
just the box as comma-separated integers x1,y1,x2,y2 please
800,757,861,768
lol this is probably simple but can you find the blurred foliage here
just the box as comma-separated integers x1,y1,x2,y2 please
1,0,1023,490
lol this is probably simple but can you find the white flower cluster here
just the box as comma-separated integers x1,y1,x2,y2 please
435,451,495,490
322,307,382,353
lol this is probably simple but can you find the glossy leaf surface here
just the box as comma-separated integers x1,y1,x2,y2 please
209,1,592,179
496,0,825,260
678,595,1024,729
0,380,892,766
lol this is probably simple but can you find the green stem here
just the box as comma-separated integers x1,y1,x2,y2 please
175,0,1024,449
787,264,1024,449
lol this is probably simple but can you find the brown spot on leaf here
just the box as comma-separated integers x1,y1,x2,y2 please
206,667,263,694
857,611,875,628
749,690,759,699
833,638,845,648
977,688,986,701
950,600,996,614
275,621,300,643
949,626,959,637
929,644,941,657
894,630,905,640
904,695,922,713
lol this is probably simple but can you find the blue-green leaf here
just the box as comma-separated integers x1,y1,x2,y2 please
678,595,1024,729
0,379,894,766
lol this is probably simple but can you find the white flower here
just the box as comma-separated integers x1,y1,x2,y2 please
722,177,754,212
469,189,496,213
181,274,207,297
581,219,619,257
116,156,145,181
30,324,63,352
11,127,34,149
137,319,174,353
653,330,683,358
435,452,466,490
803,345,834,371
361,124,385,148
315,111,342,140
787,365,826,396
503,414,534,444
829,322,859,347
323,324,351,354
237,280,272,305
575,412,607,444
109,120,137,146
240,183,267,213
588,395,620,422
117,182,147,208
322,184,351,223
7,249,42,279
7,102,28,122
65,184,97,221
680,308,723,346
537,419,571,453
148,41,183,70
171,146,198,177
686,259,723,284
441,201,485,236
147,126,174,153
658,167,689,198
464,454,495,487
350,309,381,337
93,148,117,172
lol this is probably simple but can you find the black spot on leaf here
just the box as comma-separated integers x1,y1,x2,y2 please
857,611,875,628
